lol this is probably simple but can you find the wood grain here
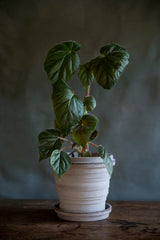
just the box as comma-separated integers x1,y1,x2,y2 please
0,200,160,240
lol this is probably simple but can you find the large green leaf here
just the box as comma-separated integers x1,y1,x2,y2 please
72,114,98,150
84,96,96,112
52,81,84,135
50,150,71,179
44,41,81,85
90,43,129,89
38,129,62,161
97,145,113,176
78,63,94,90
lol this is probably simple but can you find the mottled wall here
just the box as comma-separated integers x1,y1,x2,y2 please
0,0,160,200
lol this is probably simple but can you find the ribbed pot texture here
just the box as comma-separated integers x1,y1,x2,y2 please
54,156,110,213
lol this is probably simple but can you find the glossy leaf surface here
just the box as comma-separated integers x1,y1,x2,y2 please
50,150,71,179
44,41,81,85
72,114,98,150
90,43,129,89
84,96,96,112
97,145,113,176
78,63,94,90
52,81,84,135
38,129,62,161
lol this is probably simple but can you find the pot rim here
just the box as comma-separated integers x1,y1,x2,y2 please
71,155,104,164
67,152,103,164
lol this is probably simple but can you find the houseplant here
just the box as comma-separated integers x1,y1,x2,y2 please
38,41,129,221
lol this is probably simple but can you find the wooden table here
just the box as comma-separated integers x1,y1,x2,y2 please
0,200,160,239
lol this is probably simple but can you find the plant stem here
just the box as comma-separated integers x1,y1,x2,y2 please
60,146,72,152
86,143,89,151
85,86,90,151
88,142,99,148
85,86,90,97
58,137,73,145
81,148,84,157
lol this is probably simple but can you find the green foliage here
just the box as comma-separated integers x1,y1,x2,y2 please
50,150,71,179
78,63,94,90
44,41,81,85
72,114,98,150
38,129,62,161
90,43,129,89
84,96,96,112
89,129,98,141
38,40,129,177
52,81,84,136
97,145,113,176
83,151,92,157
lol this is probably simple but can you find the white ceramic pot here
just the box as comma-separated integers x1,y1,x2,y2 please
54,155,110,215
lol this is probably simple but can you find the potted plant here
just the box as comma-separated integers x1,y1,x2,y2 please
38,41,129,221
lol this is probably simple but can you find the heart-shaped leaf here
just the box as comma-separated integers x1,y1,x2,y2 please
44,41,81,85
72,114,98,150
78,63,94,90
52,81,84,136
84,96,96,112
50,150,71,179
38,129,62,161
97,145,113,176
90,43,129,89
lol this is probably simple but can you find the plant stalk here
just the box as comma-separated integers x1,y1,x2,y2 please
86,143,89,151
84,86,90,152
58,137,73,145
60,146,72,152
88,142,99,148
85,86,90,97
81,148,84,157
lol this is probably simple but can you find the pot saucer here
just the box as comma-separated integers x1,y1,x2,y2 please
54,203,112,222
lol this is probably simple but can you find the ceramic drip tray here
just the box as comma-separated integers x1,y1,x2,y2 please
54,203,112,221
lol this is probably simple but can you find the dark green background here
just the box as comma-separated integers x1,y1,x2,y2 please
0,0,160,200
